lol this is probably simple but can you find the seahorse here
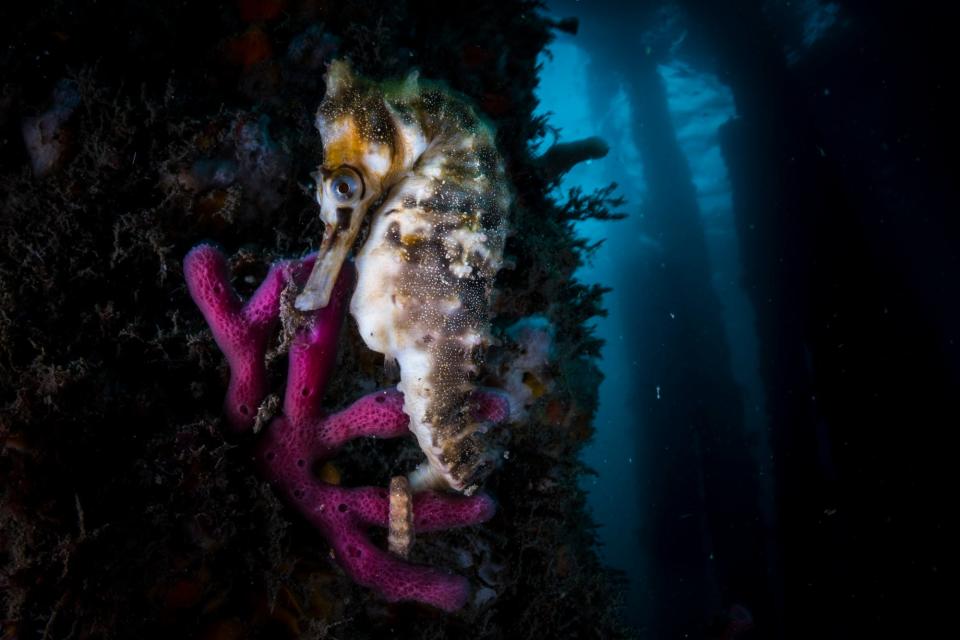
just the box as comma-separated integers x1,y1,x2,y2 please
295,61,510,505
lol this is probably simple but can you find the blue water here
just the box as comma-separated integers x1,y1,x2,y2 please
535,28,771,626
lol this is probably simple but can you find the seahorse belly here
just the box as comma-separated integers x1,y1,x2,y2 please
351,178,505,495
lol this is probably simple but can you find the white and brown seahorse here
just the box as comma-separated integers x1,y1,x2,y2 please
295,61,510,536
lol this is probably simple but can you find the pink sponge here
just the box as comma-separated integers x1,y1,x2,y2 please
184,243,316,432
184,243,505,611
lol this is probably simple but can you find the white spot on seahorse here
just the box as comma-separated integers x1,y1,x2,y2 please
363,142,392,176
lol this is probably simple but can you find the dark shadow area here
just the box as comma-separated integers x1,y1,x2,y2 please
545,0,958,637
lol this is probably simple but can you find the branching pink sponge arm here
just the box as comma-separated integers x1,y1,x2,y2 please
185,243,505,612
258,301,505,610
258,399,499,612
282,263,354,428
183,244,315,432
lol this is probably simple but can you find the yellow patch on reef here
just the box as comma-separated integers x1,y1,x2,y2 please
318,462,341,485
522,371,547,398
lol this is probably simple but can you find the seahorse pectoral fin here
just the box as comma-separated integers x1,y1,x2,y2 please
295,207,366,311
408,461,450,493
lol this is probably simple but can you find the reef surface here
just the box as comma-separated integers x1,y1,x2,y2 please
0,1,628,638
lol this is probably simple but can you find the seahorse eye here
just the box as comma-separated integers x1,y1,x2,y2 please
329,170,360,203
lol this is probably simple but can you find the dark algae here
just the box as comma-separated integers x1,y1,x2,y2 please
0,1,626,638
5,1,956,639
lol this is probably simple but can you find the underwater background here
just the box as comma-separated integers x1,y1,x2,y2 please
1,1,956,639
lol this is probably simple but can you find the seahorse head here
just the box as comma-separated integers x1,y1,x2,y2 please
296,60,426,311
